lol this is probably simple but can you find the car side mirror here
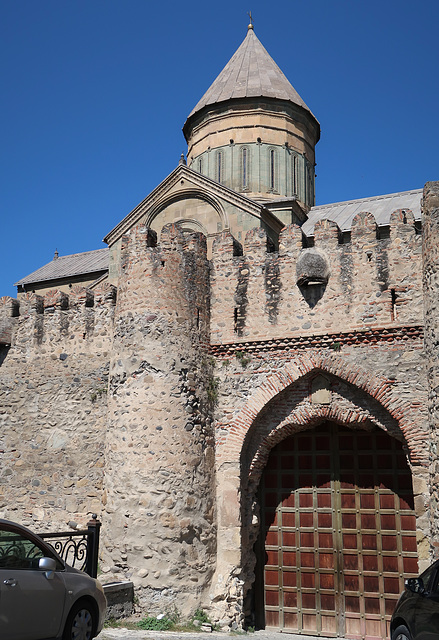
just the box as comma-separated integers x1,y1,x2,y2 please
405,577,425,594
39,557,57,579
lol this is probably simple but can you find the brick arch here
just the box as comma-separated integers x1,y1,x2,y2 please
145,189,229,230
217,350,426,468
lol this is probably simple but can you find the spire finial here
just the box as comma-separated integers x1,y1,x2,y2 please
179,153,186,166
54,249,59,260
247,11,254,30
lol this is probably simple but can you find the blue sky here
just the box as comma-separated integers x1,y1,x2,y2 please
1,0,438,298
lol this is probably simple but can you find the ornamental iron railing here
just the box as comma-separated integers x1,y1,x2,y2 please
39,515,101,578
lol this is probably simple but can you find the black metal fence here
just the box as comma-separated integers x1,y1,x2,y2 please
39,514,101,578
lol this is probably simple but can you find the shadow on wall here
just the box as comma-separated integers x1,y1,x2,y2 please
0,345,10,366
298,282,327,308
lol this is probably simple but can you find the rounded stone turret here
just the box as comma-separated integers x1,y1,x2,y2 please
104,223,216,614
183,27,320,208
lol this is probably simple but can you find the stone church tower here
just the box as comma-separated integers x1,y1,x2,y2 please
1,24,438,640
183,23,320,209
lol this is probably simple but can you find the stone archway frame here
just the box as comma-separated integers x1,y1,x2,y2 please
144,189,230,233
217,350,427,471
211,351,428,624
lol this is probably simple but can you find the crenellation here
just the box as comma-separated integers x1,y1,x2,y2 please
313,218,340,250
278,223,303,258
212,229,243,257
240,228,272,337
351,210,378,242
0,296,19,345
0,289,111,532
11,293,44,347
388,209,423,325
210,208,426,344
44,289,69,311
349,212,382,326
160,221,186,251
211,231,246,341
2,286,117,349
0,296,19,317
243,226,275,256
390,208,417,241
19,292,44,315
69,285,94,308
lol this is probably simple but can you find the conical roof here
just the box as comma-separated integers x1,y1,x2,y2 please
185,27,316,123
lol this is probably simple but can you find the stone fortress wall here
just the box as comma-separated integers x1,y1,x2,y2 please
210,207,423,344
0,284,115,527
0,187,436,626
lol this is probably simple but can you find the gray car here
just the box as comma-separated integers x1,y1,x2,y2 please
0,518,106,640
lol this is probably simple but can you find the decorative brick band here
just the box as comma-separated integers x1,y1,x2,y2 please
210,324,423,356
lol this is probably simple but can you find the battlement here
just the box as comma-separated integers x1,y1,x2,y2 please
210,208,423,344
115,223,210,346
1,211,423,349
0,283,116,346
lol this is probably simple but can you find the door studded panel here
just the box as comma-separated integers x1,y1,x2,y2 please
261,423,418,639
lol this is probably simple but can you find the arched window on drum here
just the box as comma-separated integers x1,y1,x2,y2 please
216,150,223,184
269,148,278,192
241,146,249,190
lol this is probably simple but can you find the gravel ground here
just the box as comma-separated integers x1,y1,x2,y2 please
99,628,332,640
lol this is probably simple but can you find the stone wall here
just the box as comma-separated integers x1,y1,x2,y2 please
210,209,422,344
0,284,115,529
207,338,429,626
422,181,439,557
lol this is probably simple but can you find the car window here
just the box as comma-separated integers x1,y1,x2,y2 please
420,563,438,592
0,529,46,570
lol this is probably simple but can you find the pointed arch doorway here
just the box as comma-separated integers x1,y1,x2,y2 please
257,422,418,639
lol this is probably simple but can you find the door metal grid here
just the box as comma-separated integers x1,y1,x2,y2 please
261,423,418,639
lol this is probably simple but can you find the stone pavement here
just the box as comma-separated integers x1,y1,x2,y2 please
99,628,333,640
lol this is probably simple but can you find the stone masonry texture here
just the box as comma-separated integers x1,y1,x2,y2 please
422,181,439,556
0,183,437,629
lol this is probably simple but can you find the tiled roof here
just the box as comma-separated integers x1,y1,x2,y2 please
303,189,422,236
14,248,109,286
186,27,316,122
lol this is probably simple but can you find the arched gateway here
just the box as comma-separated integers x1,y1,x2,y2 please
256,422,417,639
215,355,426,632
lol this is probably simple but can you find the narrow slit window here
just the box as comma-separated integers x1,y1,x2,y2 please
198,157,203,174
270,149,275,190
306,164,311,203
234,308,238,333
391,289,397,321
242,147,248,189
292,155,297,195
217,151,223,184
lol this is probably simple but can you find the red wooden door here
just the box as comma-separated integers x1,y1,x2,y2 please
261,423,418,639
